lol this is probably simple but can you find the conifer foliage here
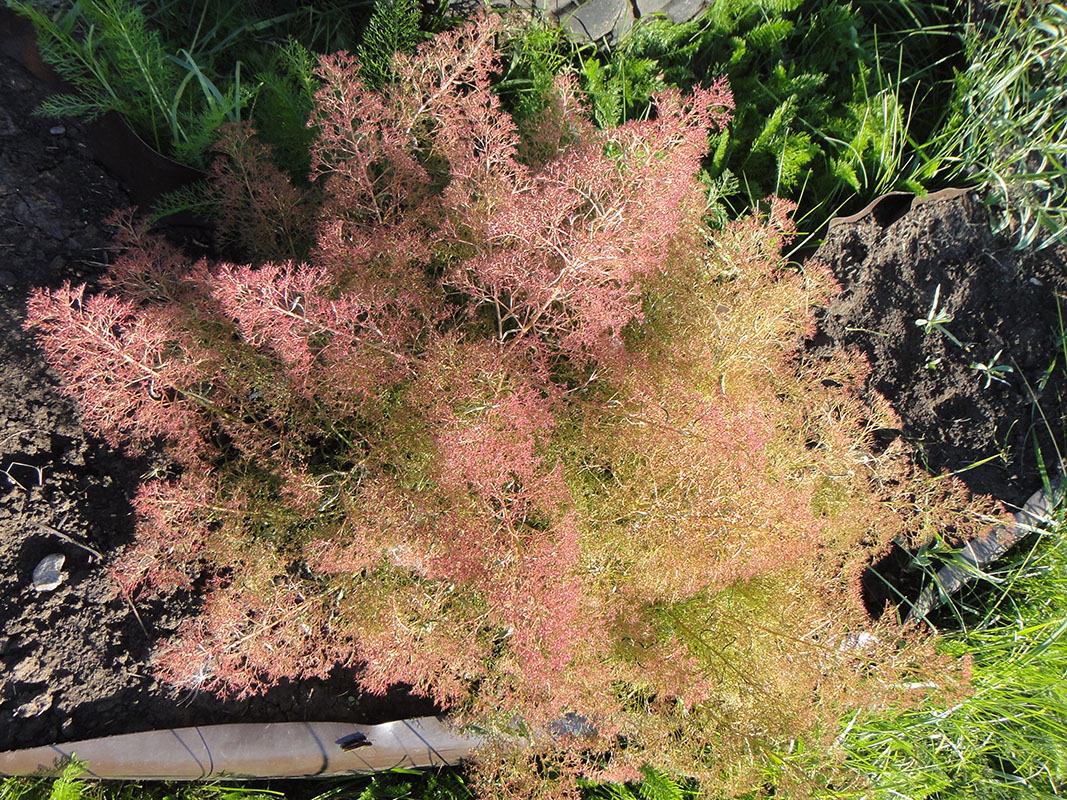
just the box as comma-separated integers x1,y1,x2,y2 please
26,13,998,797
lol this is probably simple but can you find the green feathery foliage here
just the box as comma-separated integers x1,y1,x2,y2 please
583,765,697,800
497,0,964,234
249,37,320,181
357,0,426,89
7,0,252,167
6,0,443,175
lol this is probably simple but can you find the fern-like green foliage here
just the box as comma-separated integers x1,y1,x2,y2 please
499,0,964,231
498,15,666,130
9,0,253,167
357,0,426,90
0,760,87,800
496,19,578,129
8,0,441,174
251,38,320,181
0,768,474,800
636,0,961,226
39,762,86,800
148,179,216,224
10,0,173,127
583,764,698,800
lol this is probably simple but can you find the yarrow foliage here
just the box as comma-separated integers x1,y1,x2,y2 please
25,13,1000,798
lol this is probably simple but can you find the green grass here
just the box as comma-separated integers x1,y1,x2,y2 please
0,766,475,800
821,515,1067,798
917,0,1067,249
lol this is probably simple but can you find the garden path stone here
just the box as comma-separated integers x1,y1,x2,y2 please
660,0,705,24
556,0,633,44
635,0,671,16
489,0,708,45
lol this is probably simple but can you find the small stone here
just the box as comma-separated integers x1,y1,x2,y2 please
49,125,66,135
31,553,66,592
661,0,705,23
636,0,670,14
560,0,632,42
14,691,53,718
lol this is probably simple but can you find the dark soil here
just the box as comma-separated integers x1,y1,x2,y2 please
809,191,1067,618
1,14,1065,756
812,190,1067,508
0,24,435,755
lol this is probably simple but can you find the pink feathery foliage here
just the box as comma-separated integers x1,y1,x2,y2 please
432,420,582,699
340,578,492,705
24,283,215,465
309,44,439,264
391,15,528,231
708,194,798,278
153,561,347,699
210,123,319,262
595,369,827,601
434,381,558,509
210,260,420,405
306,22,515,323
23,12,998,797
485,511,590,722
101,209,193,302
309,11,732,368
108,475,222,598
443,80,733,365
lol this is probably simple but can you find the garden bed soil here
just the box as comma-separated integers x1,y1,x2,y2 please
1,30,1065,754
0,36,437,755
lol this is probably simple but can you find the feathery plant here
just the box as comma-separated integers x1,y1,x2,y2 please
583,765,698,800
0,764,696,800
23,13,1006,798
8,0,442,233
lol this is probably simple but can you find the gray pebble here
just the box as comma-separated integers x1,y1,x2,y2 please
14,691,53,718
31,553,66,592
